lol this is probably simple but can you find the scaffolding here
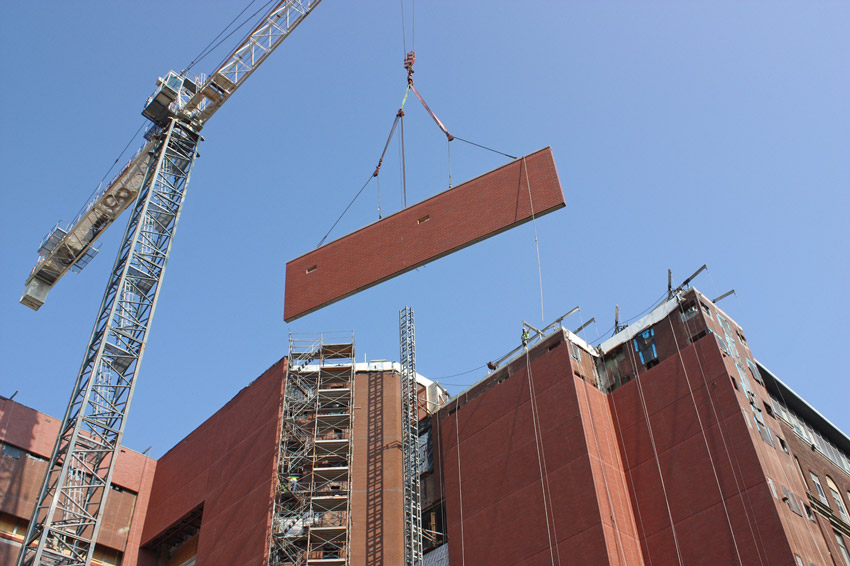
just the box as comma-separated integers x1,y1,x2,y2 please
400,307,424,566
270,332,356,566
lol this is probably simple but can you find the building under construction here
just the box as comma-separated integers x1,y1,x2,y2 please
3,287,850,566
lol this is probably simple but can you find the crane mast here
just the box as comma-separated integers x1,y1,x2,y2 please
17,2,322,565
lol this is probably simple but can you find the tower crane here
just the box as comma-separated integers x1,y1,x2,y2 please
16,2,322,564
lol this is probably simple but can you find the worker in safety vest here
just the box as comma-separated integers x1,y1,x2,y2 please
521,328,530,347
288,475,298,492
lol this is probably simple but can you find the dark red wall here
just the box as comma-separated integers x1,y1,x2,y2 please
140,358,286,565
284,147,564,321
0,398,156,566
437,332,643,565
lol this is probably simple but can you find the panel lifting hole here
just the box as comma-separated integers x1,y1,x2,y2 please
418,215,430,225
306,265,318,274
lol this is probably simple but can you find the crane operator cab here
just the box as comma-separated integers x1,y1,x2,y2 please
142,71,196,127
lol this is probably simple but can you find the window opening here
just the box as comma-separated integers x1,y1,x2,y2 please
835,530,850,566
569,341,582,361
680,301,699,322
826,476,850,522
1,442,22,459
804,504,815,521
810,472,828,505
764,400,774,418
782,486,803,516
715,333,729,355
633,328,658,369
746,358,764,385
778,436,788,453
700,301,712,317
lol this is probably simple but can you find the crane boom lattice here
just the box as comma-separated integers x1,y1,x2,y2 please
400,307,424,566
17,120,200,566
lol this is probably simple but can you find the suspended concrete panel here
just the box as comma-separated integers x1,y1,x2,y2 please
284,146,564,322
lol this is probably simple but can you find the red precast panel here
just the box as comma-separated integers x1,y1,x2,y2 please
284,146,564,321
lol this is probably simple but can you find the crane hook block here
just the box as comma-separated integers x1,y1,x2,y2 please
404,50,415,72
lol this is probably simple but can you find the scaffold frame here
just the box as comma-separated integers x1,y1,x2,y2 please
270,331,356,566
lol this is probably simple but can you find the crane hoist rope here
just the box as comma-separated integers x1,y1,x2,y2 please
316,48,521,248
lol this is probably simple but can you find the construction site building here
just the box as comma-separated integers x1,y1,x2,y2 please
2,288,850,566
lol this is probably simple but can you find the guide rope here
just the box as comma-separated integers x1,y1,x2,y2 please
625,344,685,565
523,158,545,323
665,315,744,566
609,392,656,565
675,300,769,565
575,310,628,563
455,404,467,566
525,349,561,566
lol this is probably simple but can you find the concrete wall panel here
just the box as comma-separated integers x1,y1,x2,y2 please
284,147,564,321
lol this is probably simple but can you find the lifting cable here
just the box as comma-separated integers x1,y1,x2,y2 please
575,313,628,564
609,390,656,565
665,314,744,566
319,1,517,246
673,302,769,566
625,344,685,565
524,348,561,566
523,158,546,324
455,404,467,566
678,293,828,565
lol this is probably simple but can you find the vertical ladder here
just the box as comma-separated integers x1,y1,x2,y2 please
17,119,199,566
271,332,356,566
400,307,423,566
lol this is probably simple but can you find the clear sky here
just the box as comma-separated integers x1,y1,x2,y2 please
1,2,847,458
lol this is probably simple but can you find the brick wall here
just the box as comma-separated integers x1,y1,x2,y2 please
284,147,564,321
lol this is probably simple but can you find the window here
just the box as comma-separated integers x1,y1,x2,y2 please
716,333,729,355
825,476,850,522
700,301,712,317
681,301,699,322
633,329,659,369
778,436,788,453
835,530,850,566
752,405,774,447
1,442,22,459
569,341,582,361
795,555,804,566
763,400,774,418
810,472,828,505
804,504,815,521
422,502,447,552
782,486,803,516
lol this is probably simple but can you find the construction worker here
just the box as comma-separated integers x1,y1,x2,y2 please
288,475,298,493
521,328,530,347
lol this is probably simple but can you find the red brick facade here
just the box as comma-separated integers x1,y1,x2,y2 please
284,147,564,321
431,289,850,566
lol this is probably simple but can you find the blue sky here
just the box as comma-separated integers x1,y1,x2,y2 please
1,2,847,457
